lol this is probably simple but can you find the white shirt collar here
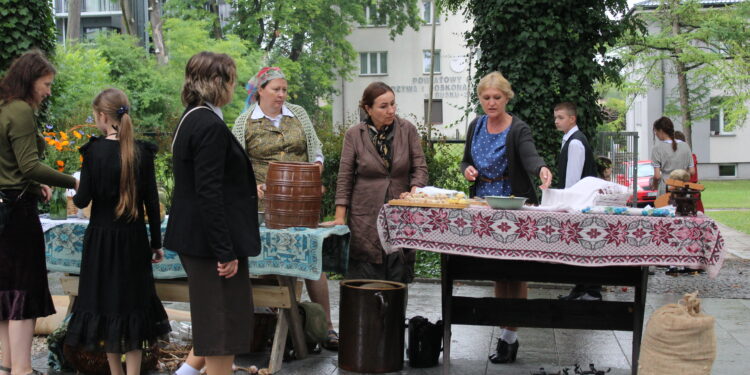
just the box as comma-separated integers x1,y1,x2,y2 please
561,125,579,143
250,104,295,120
205,102,223,120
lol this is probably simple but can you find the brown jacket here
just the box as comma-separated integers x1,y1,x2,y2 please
335,117,428,263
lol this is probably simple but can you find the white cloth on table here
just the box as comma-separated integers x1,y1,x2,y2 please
539,177,629,212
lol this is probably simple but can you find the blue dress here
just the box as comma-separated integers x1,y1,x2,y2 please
471,115,512,197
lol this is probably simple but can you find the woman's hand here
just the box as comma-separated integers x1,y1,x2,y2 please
40,184,52,203
322,217,346,226
464,166,479,181
217,259,239,278
151,248,164,264
538,167,553,189
256,184,266,199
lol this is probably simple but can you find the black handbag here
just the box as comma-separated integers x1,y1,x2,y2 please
0,183,30,236
407,315,443,368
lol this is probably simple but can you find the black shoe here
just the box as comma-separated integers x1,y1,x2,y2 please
489,338,519,364
558,291,583,300
577,292,602,301
666,266,681,276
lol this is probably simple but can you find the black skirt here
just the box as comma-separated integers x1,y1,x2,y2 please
64,219,171,353
179,254,253,356
0,192,55,320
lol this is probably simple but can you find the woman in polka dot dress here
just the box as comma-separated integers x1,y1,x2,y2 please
459,71,553,365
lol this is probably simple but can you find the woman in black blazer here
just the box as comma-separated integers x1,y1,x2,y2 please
164,51,260,375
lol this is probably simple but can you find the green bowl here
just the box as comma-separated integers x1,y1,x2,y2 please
485,196,527,210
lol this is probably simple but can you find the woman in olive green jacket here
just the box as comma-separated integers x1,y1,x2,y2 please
0,50,77,375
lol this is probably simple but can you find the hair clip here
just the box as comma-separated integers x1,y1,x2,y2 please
116,106,129,117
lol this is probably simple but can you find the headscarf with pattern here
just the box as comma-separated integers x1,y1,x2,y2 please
244,67,286,110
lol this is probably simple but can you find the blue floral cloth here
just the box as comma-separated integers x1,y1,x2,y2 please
42,216,350,280
471,115,511,197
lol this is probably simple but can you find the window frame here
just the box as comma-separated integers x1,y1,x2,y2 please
362,4,388,27
359,51,388,76
710,97,735,135
422,49,441,74
424,99,444,124
422,1,440,25
718,164,737,177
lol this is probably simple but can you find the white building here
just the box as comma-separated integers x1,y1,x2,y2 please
626,0,750,179
332,1,474,139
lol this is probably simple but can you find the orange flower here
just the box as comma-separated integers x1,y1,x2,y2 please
60,140,70,147
80,155,84,163
73,131,82,139
56,160,65,167
59,131,69,141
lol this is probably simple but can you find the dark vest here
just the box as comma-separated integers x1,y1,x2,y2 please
557,130,597,188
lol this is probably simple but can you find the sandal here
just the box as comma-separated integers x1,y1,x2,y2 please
321,329,339,351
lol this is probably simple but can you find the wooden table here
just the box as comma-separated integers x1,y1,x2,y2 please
377,205,725,375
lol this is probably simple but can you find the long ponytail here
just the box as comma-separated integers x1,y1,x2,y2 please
93,88,139,221
653,116,678,152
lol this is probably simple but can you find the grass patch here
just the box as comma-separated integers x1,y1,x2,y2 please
705,210,750,235
699,180,750,209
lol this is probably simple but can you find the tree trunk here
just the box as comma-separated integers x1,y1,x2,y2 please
289,32,305,61
671,6,693,147
119,0,137,37
66,0,81,45
208,0,222,39
148,0,168,64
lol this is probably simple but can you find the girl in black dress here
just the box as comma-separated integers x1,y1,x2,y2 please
64,88,170,375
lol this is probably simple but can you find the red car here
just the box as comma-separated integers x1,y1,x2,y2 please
616,160,658,207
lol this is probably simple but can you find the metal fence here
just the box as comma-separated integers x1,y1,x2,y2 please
596,132,640,206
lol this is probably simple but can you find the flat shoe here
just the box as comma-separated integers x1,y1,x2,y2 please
321,329,339,351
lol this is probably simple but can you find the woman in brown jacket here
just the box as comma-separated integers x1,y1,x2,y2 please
328,82,428,283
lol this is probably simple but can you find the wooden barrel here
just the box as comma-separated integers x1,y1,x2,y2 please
264,161,322,229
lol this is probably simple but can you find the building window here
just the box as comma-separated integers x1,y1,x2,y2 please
83,26,119,40
360,52,387,75
423,50,441,74
424,99,443,124
422,1,440,24
364,5,387,26
718,164,737,177
710,97,734,135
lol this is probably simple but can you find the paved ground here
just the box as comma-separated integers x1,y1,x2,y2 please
29,269,750,375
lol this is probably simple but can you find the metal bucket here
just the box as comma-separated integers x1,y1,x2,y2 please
339,279,407,373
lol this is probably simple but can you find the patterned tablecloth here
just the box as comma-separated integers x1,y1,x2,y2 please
42,216,350,280
377,205,725,278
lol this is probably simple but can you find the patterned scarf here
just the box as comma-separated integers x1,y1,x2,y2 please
366,117,395,170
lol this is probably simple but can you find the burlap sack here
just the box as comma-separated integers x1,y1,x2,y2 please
639,291,716,375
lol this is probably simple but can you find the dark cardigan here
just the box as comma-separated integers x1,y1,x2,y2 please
460,115,547,204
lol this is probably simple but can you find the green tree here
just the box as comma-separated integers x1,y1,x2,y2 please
0,0,56,72
618,0,750,146
444,0,639,185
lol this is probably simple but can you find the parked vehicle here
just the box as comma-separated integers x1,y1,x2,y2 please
616,160,657,207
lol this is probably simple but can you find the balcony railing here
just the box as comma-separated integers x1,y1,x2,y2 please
53,0,121,14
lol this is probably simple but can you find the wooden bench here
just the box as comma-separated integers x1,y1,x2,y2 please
60,275,307,373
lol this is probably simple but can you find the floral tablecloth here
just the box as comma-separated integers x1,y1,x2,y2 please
42,216,350,280
377,205,725,278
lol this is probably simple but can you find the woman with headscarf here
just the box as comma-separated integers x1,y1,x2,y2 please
230,67,339,350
